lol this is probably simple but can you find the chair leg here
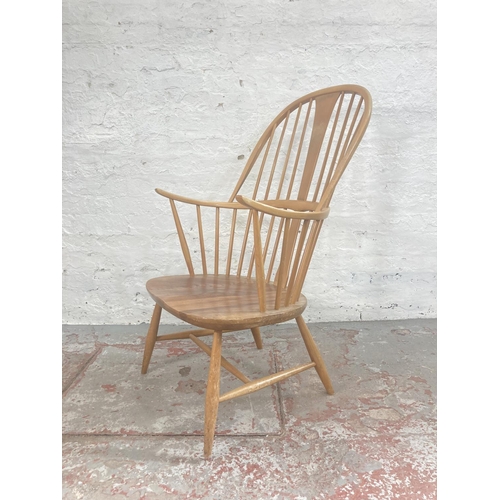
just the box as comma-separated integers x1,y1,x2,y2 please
204,330,223,458
296,315,334,395
251,327,263,349
141,304,162,374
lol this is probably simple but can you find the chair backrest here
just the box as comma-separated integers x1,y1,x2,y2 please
164,85,371,311
230,85,372,309
230,85,372,209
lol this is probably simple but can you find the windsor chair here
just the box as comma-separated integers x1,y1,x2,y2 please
141,85,372,458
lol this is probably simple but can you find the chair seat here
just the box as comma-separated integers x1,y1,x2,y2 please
146,274,307,331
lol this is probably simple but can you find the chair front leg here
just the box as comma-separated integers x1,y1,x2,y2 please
204,330,223,458
141,304,162,374
296,315,334,395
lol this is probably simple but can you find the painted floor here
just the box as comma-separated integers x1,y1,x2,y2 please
62,319,437,499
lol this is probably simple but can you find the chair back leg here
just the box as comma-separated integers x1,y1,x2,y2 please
251,327,263,349
141,304,162,374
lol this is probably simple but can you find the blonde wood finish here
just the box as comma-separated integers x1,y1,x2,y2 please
298,93,339,201
219,362,316,403
285,219,310,306
259,199,320,211
226,209,237,275
236,196,330,221
196,205,208,275
274,218,291,309
204,330,222,458
252,210,267,312
157,188,245,209
146,275,307,331
266,217,285,283
141,85,372,456
251,327,263,349
141,304,162,374
189,334,251,383
156,328,260,341
169,200,195,276
296,315,334,395
237,214,252,277
287,99,313,199
155,328,216,341
214,207,220,275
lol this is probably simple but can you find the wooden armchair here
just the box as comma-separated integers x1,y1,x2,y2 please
141,85,372,457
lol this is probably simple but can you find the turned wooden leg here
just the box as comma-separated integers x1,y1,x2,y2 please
296,315,334,395
204,331,223,459
251,327,263,349
141,304,162,374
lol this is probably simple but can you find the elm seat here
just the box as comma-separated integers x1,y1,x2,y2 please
139,85,372,458
146,275,307,331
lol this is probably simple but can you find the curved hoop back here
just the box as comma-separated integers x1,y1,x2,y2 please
157,86,372,310
229,85,372,209
227,85,372,305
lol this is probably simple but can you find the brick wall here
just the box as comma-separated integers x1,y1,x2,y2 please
62,0,436,324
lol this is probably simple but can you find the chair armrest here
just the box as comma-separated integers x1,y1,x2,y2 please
235,195,330,220
156,188,247,209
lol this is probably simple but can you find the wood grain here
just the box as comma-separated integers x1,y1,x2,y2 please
189,334,251,383
204,330,222,458
219,362,316,402
146,274,307,331
296,315,334,395
141,304,162,374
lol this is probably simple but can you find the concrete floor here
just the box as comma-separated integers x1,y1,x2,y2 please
62,318,436,499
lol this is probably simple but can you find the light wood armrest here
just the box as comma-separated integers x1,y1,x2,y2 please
235,195,330,220
156,188,247,209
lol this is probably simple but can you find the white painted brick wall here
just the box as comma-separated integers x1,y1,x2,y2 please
62,0,436,325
